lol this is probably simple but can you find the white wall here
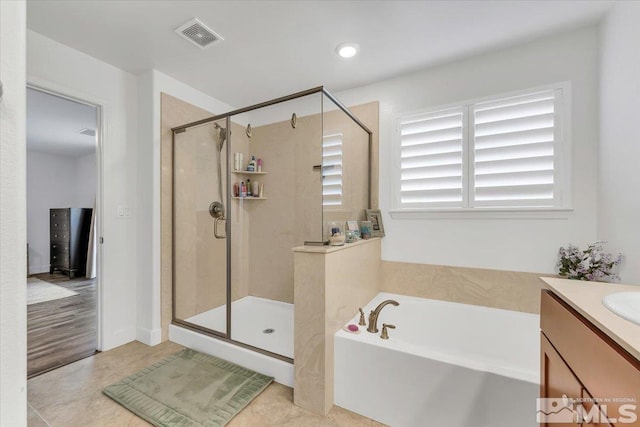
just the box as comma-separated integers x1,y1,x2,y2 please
76,152,96,208
136,69,234,345
27,151,76,273
336,27,599,274
27,30,138,351
26,151,96,274
0,0,27,424
598,2,640,285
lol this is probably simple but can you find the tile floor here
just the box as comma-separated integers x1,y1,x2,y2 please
27,341,384,426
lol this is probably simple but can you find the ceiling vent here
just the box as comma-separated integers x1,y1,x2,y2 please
175,18,223,49
79,128,96,137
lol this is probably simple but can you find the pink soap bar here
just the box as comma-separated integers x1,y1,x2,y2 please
347,324,359,332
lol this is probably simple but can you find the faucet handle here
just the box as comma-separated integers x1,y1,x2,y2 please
381,323,396,340
358,308,366,326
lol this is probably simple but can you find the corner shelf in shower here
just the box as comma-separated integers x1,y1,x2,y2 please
232,171,267,175
232,197,268,200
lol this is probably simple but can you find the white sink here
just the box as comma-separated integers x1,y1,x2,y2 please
602,292,640,325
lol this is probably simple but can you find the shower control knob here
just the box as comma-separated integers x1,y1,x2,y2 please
209,201,225,219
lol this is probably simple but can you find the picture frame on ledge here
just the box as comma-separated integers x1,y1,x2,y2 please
345,220,361,240
346,220,360,232
364,209,385,237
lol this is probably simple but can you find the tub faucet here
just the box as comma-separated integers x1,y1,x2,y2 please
367,299,399,333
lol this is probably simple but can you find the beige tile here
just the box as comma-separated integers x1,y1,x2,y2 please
27,341,382,427
293,251,327,414
381,260,552,314
245,101,379,304
28,341,184,427
161,94,217,339
324,239,381,407
294,239,381,416
27,403,49,427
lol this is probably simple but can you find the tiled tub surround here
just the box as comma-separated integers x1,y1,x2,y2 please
335,293,540,427
293,238,381,415
381,260,552,314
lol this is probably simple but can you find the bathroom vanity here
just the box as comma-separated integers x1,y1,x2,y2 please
540,278,640,426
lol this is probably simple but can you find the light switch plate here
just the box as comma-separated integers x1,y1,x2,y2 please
117,205,130,217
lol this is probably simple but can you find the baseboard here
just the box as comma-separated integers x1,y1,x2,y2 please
28,265,49,275
102,327,137,352
136,326,162,346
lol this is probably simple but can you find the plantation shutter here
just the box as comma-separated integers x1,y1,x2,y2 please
398,108,465,207
322,133,343,207
472,89,559,207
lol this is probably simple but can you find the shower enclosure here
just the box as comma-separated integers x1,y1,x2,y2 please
171,87,372,362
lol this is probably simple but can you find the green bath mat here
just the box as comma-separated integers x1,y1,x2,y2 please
103,348,273,427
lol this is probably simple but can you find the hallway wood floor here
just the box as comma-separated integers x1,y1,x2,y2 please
27,272,97,378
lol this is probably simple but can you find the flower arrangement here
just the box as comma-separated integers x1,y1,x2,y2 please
557,241,622,282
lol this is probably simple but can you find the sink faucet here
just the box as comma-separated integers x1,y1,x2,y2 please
367,299,399,333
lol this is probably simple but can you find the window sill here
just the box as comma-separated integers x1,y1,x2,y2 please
389,207,574,220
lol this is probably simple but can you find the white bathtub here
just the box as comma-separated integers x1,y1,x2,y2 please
334,292,540,427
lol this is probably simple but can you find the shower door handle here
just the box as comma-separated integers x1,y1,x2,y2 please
214,217,227,239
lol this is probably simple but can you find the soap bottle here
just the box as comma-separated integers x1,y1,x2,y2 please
240,181,246,198
247,156,256,172
246,178,252,196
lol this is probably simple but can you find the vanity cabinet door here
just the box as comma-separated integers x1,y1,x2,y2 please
580,389,613,427
540,333,583,426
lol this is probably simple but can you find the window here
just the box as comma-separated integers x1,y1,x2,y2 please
398,107,466,207
322,133,343,207
395,85,567,212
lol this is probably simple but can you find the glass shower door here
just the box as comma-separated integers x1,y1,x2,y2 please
173,118,229,336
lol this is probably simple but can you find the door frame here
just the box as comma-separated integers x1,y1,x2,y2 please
26,81,105,351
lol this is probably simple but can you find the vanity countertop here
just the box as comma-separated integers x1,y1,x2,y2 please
542,277,640,361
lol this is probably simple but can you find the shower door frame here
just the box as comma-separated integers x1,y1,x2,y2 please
171,86,373,364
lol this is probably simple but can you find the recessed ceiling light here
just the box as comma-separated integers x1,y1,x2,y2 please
336,42,359,58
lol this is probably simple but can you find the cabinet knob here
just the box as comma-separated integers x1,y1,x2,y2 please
52,245,56,249
53,256,56,259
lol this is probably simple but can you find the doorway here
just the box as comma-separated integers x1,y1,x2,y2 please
25,86,101,378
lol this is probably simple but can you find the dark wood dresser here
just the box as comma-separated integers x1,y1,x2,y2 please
50,208,92,279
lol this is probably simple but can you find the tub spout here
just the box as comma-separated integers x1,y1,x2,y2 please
367,299,399,333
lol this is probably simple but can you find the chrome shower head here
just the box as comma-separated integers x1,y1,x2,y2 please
213,123,227,152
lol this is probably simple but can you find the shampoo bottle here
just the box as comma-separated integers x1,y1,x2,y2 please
246,178,252,196
247,156,256,172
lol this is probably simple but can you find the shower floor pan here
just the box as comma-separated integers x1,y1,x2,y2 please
185,296,294,359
